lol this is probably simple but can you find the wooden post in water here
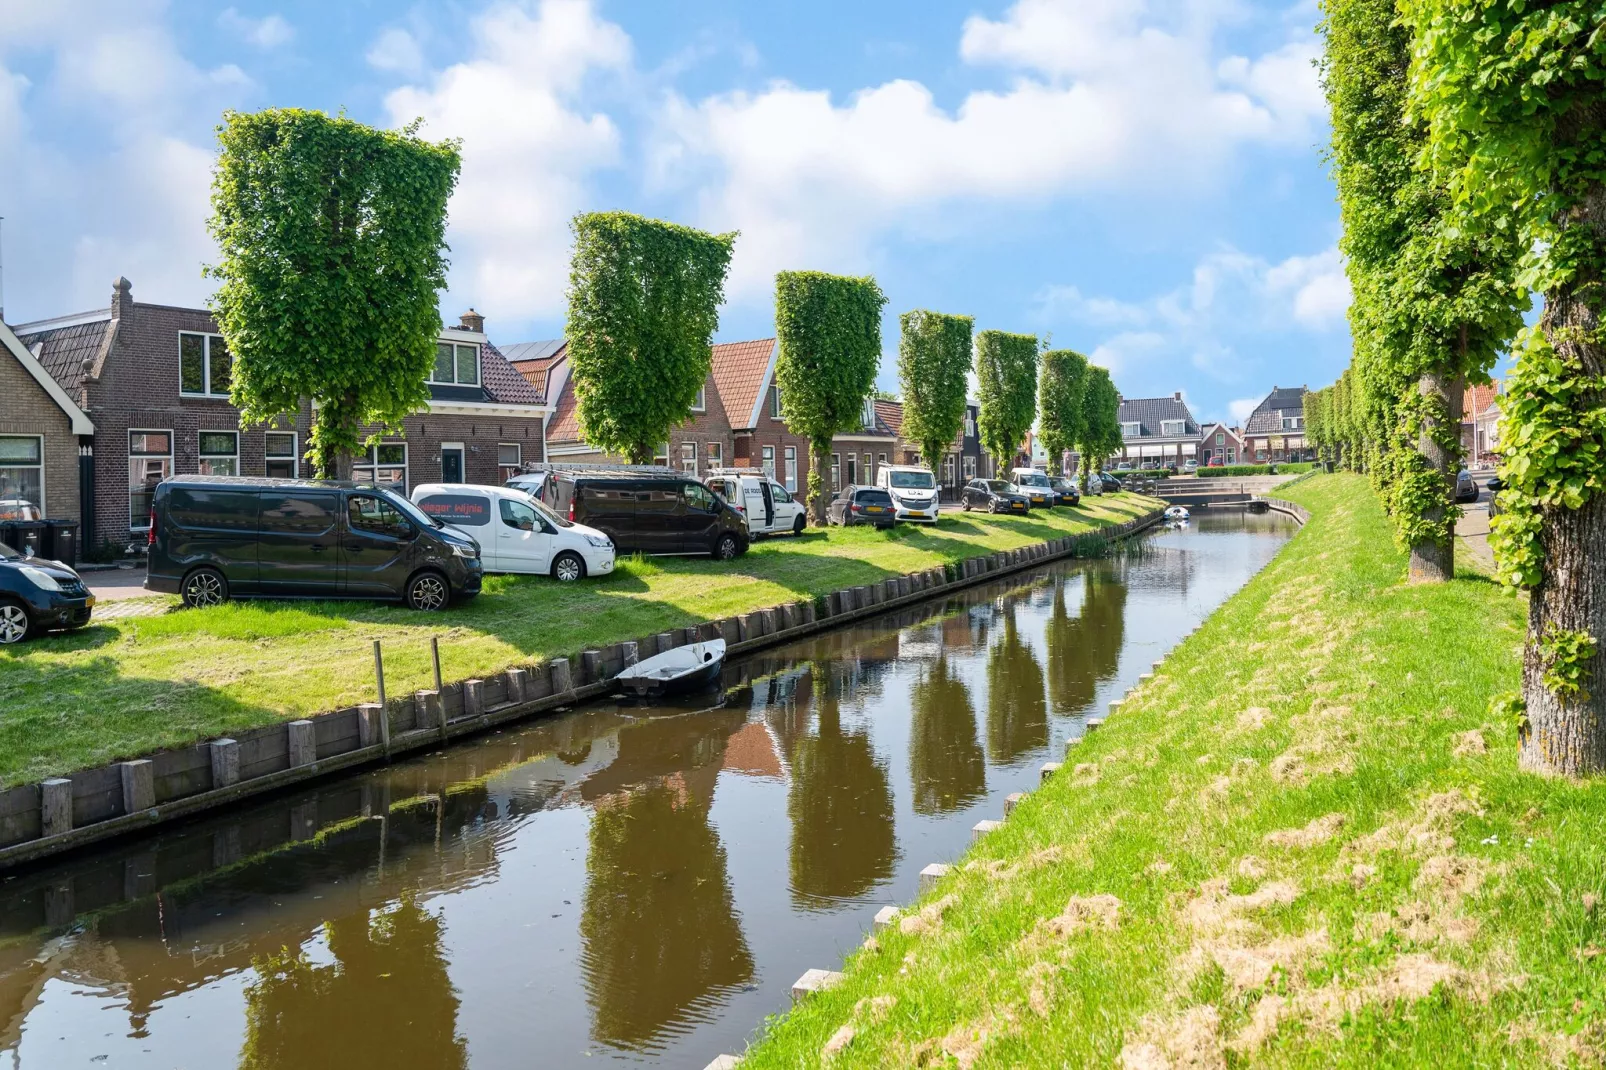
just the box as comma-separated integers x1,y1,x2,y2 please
373,639,391,754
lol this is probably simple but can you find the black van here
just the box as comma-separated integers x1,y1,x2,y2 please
542,472,750,559
146,476,483,610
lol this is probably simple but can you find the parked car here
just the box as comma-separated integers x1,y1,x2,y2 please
1082,470,1104,495
1009,468,1056,509
1208,457,1224,467
0,540,93,643
1049,476,1081,507
827,485,898,528
1454,469,1479,504
875,464,941,523
503,471,549,501
961,479,1030,514
1098,472,1124,493
705,468,808,536
145,476,482,611
413,484,614,581
1182,459,1198,473
540,471,750,559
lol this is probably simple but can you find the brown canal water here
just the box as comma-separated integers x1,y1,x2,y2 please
0,511,1292,1069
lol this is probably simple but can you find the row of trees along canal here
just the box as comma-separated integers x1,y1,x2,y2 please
206,108,1124,530
1310,0,1606,777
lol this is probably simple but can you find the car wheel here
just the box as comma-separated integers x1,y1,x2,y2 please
0,600,31,645
792,514,806,536
181,567,229,609
551,551,586,583
712,533,740,561
405,570,451,611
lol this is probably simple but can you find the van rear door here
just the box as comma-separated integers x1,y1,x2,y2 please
257,490,340,595
166,485,263,593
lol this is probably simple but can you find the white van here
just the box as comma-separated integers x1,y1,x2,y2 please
875,464,941,522
411,483,615,580
704,468,807,536
1009,467,1055,509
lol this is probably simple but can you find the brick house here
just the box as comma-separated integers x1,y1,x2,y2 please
1115,392,1201,467
1241,386,1312,463
1198,422,1244,466
15,278,543,551
1462,381,1501,468
0,318,95,524
829,397,900,491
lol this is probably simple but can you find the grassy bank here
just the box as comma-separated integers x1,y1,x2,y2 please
0,494,1155,787
738,474,1606,1068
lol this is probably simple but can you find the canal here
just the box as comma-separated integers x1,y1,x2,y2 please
0,511,1293,1068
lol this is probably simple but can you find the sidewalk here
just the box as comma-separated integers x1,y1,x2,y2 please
79,566,172,620
1455,495,1495,573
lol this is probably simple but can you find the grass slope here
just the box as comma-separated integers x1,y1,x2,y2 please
739,474,1606,1068
0,495,1154,787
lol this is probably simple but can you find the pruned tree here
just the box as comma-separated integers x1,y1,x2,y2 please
1320,0,1523,582
773,271,888,523
974,331,1037,471
897,310,974,477
1077,365,1122,474
565,212,735,464
1406,0,1606,774
1038,349,1090,476
208,109,461,477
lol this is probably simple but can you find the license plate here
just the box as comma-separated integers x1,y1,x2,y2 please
1013,503,1025,510
865,506,884,513
909,511,927,517
85,595,96,608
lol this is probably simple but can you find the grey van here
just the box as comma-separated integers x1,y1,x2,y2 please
146,476,483,611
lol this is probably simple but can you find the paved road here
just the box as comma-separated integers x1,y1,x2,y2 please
1456,470,1496,572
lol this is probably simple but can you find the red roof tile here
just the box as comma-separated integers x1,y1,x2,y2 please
1463,381,1500,419
873,398,904,437
709,338,777,430
545,355,581,443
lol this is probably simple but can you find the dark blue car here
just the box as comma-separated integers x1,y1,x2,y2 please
0,542,93,644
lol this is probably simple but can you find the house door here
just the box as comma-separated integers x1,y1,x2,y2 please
441,443,465,484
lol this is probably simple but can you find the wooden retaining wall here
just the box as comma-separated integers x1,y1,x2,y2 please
0,507,1165,870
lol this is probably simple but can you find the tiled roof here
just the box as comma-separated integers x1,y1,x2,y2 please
1463,382,1500,419
874,398,904,437
479,340,544,405
1199,421,1243,443
1243,386,1307,434
1116,395,1199,440
546,357,581,443
15,315,113,392
710,338,776,429
506,339,567,396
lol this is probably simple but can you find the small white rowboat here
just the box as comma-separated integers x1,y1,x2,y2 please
1164,505,1191,521
615,638,726,699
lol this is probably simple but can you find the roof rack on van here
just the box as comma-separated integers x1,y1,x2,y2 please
518,462,682,476
706,466,769,477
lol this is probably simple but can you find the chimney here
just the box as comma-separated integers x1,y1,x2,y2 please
111,276,133,321
1174,391,1182,401
459,308,484,333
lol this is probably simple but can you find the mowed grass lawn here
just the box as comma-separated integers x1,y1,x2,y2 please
0,493,1156,787
737,474,1606,1068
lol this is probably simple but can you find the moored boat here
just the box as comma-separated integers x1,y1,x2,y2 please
615,638,726,698
1164,505,1191,521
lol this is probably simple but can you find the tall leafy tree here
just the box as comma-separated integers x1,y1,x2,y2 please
773,271,888,523
566,212,735,464
1406,0,1606,774
1038,349,1090,475
897,310,974,475
974,331,1037,470
1077,365,1123,473
209,109,461,477
1320,0,1523,582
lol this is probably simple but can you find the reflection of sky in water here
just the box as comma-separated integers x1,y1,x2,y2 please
0,513,1291,1070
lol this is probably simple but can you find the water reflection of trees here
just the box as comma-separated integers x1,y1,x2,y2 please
985,604,1048,764
786,665,897,908
1045,568,1128,717
908,655,985,814
240,896,467,1070
578,710,754,1052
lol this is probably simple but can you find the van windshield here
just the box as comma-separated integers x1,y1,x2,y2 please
528,496,572,528
1015,471,1051,487
889,470,934,489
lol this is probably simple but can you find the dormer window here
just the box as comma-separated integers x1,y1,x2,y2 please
1120,421,1142,437
1281,415,1301,430
432,342,480,386
1161,419,1185,436
691,385,706,412
179,332,232,397
863,398,877,429
770,386,782,418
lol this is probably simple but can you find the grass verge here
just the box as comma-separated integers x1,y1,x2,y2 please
0,495,1156,787
735,473,1606,1068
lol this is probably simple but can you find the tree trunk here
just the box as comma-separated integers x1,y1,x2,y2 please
1406,369,1463,583
1518,180,1606,776
810,441,831,526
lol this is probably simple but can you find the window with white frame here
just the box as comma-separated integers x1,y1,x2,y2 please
1281,415,1302,430
784,446,797,492
353,443,408,492
830,453,841,492
498,443,521,482
430,342,480,386
862,399,876,429
963,455,977,480
0,436,44,519
653,442,670,467
198,431,239,476
770,386,782,419
707,442,723,468
691,386,706,412
265,431,298,478
179,333,233,398
1121,421,1142,437
845,453,858,485
761,445,776,480
1216,432,1225,445
1161,419,1186,436
681,442,698,475
129,430,172,529
964,413,976,438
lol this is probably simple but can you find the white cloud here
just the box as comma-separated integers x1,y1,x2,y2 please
1264,246,1350,326
218,8,295,49
383,0,631,322
1228,396,1261,425
367,27,426,78
653,0,1326,297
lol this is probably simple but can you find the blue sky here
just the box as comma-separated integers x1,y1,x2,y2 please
0,0,1349,426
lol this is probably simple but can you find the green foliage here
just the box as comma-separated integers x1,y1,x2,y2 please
1538,624,1598,703
974,331,1038,467
208,109,461,476
1490,691,1529,737
774,271,888,512
897,310,974,474
1077,365,1123,472
565,212,736,464
1037,349,1089,475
